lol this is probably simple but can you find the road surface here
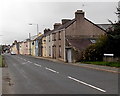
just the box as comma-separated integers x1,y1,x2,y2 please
3,54,118,94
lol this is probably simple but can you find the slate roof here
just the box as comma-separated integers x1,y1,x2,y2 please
85,18,107,32
67,38,92,51
97,24,112,30
49,18,107,35
45,19,76,35
44,15,107,36
56,19,76,30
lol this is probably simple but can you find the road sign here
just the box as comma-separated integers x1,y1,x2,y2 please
104,54,114,57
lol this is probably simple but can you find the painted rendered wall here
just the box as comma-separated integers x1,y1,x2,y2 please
46,34,54,58
42,36,47,57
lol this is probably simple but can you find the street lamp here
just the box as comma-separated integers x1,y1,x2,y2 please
28,23,39,35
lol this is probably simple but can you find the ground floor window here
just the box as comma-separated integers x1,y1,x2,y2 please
49,46,51,56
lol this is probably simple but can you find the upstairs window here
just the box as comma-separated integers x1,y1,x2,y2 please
49,34,50,42
58,31,61,40
52,33,56,41
32,42,34,45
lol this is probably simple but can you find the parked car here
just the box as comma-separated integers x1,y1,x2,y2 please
11,52,16,55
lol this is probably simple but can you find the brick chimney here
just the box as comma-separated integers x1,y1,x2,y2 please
62,19,71,25
75,10,85,21
54,23,61,29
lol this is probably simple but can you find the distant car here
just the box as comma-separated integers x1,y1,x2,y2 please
11,52,16,55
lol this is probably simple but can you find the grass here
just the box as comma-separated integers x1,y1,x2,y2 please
0,55,2,67
81,61,120,68
0,55,5,67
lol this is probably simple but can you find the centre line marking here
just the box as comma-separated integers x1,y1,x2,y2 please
68,76,106,93
27,61,32,63
45,67,59,74
34,63,41,67
24,59,26,61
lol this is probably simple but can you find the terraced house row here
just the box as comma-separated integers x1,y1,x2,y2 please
10,10,111,63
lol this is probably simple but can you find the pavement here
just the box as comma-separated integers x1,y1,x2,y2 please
2,54,119,94
34,55,120,74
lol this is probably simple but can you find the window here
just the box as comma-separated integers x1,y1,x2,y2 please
90,39,96,43
49,34,50,42
52,33,56,41
59,45,61,57
58,31,61,40
32,42,34,45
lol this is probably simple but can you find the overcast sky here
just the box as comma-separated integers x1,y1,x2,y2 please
0,0,119,45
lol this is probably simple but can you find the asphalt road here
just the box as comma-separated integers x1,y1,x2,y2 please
3,54,118,94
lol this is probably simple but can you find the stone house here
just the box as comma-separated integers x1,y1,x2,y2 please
48,10,106,62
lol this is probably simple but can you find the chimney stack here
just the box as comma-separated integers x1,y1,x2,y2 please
75,10,85,21
62,19,71,25
44,28,51,34
54,23,61,29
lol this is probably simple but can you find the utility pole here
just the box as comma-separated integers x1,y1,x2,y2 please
29,33,31,55
29,23,39,35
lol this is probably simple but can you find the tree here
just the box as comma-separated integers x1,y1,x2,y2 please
105,22,120,57
81,35,108,61
0,45,2,55
81,7,120,61
105,6,120,57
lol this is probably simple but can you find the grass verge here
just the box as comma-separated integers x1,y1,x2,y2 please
0,55,5,67
81,61,120,68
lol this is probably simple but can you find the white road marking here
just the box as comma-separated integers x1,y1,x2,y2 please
68,76,106,93
22,62,27,65
27,61,32,63
34,63,41,67
45,67,59,74
23,59,27,61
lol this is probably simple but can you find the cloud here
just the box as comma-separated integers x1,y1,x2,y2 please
0,1,118,45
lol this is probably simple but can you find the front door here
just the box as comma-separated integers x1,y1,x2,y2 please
67,49,72,63
52,46,56,59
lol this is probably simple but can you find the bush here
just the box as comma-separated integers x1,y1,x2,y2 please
81,35,108,61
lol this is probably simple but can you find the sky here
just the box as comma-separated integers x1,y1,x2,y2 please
0,0,119,45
